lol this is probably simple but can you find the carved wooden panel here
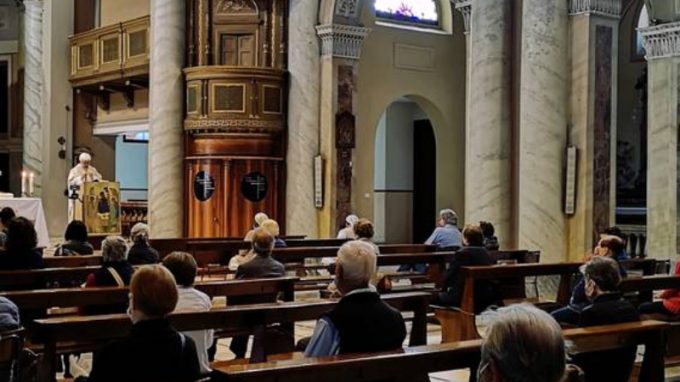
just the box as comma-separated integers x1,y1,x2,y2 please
78,44,94,68
187,84,200,115
221,34,256,66
336,111,355,149
186,160,227,238
128,30,147,57
262,85,281,114
101,36,119,63
215,0,259,16
212,83,246,113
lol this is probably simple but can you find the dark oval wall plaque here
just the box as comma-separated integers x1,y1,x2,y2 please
241,172,268,202
194,171,215,202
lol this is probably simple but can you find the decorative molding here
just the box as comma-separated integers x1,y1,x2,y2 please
215,0,258,15
316,23,371,60
640,22,680,60
335,0,359,19
568,0,621,18
452,0,471,34
184,118,283,133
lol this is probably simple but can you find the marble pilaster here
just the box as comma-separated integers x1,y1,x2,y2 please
518,0,569,262
286,0,320,237
22,0,44,194
640,23,680,258
148,0,185,238
465,0,513,249
567,6,620,260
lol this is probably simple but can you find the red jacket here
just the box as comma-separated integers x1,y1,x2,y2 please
661,261,680,314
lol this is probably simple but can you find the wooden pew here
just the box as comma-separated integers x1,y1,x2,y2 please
210,320,669,382
31,292,431,382
434,262,583,342
0,277,298,313
42,243,436,269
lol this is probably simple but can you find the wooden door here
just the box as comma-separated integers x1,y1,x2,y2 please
220,34,255,66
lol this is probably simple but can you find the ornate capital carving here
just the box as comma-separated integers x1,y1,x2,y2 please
640,22,680,60
568,0,621,18
316,23,371,60
451,0,471,34
335,0,360,19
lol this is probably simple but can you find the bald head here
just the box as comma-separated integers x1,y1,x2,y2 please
252,228,274,257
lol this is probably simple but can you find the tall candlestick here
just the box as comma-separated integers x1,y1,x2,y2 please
21,171,26,196
29,172,34,196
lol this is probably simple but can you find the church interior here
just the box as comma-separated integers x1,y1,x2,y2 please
0,0,678,381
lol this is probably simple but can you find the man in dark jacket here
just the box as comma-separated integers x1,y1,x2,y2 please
434,224,498,313
305,240,406,356
571,256,640,382
229,229,286,358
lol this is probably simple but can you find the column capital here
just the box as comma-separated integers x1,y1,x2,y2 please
451,0,471,34
315,23,371,60
568,0,621,19
641,22,680,60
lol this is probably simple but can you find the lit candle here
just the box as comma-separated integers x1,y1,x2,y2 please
29,172,34,196
21,171,26,196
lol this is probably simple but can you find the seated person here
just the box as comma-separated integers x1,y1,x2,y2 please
478,304,565,382
0,217,44,270
79,265,200,382
260,219,287,248
0,296,19,382
570,256,640,382
551,235,628,323
55,220,94,256
82,236,134,314
480,221,499,251
433,224,498,313
400,209,462,273
162,252,213,376
0,207,15,249
355,219,380,255
305,241,406,357
639,258,680,317
337,214,359,240
230,229,286,359
127,223,159,265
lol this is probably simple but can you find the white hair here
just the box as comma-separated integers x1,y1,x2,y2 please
439,209,458,226
254,212,269,227
336,240,377,286
102,236,129,262
481,304,565,382
130,222,150,243
345,214,359,227
79,153,92,163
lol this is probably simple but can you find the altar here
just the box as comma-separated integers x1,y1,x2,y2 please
0,197,50,248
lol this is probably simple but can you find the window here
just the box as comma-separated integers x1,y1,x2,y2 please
375,0,439,27
633,4,649,60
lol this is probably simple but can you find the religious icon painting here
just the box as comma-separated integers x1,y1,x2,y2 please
83,181,122,235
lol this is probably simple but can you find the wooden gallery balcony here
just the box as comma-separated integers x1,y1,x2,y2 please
184,66,287,158
69,16,150,89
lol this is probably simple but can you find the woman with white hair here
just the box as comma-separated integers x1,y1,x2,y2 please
127,222,159,265
243,212,269,242
337,214,359,240
305,241,406,357
82,236,134,314
478,304,566,382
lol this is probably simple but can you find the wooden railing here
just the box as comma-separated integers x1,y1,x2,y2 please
69,16,150,87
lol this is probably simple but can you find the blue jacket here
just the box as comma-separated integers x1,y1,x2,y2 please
0,297,20,331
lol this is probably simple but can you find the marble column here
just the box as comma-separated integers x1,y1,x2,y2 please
315,23,370,237
465,0,513,249
148,0,185,238
567,1,620,260
286,0,320,237
517,0,569,262
22,0,44,195
640,23,680,259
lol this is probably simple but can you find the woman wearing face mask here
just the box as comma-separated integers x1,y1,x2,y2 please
78,265,201,382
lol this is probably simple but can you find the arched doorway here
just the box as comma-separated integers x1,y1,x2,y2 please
373,97,436,244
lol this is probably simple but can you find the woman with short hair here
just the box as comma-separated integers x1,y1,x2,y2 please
163,252,214,376
354,219,380,255
127,223,159,265
0,217,44,270
260,219,287,248
55,220,94,256
81,265,201,382
82,236,134,314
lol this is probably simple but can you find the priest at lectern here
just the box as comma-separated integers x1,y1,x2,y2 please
68,153,103,221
